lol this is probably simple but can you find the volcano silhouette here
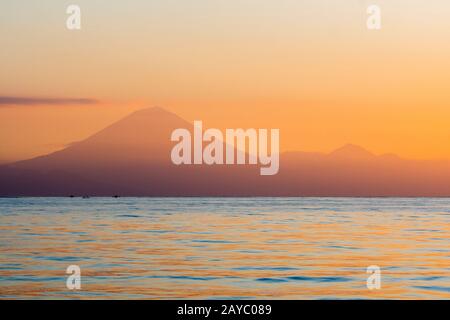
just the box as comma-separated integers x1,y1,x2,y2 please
1,107,449,196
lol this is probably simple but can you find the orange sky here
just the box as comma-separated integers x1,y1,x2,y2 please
1,1,450,163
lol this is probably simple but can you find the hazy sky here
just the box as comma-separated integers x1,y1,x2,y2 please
1,0,450,162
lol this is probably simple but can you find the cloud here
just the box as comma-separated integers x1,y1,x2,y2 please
0,96,99,106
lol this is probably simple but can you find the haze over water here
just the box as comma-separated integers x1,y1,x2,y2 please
1,197,449,299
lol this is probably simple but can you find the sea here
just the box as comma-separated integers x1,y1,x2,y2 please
0,197,449,299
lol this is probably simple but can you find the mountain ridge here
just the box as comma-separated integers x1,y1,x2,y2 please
1,107,449,196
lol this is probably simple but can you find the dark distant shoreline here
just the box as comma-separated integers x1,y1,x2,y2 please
1,195,450,199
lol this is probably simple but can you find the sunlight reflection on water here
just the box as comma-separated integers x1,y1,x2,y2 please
0,197,449,299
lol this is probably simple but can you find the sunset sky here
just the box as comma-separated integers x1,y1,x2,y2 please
1,0,450,163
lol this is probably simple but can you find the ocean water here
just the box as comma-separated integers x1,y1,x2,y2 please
0,197,449,299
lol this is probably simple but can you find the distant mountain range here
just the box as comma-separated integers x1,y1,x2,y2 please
1,107,449,196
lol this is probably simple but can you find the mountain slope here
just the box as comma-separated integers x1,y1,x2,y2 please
12,107,190,170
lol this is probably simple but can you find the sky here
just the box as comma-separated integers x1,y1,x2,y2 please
1,0,450,163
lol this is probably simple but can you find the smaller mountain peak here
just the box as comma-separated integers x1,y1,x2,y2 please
329,144,375,158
